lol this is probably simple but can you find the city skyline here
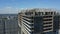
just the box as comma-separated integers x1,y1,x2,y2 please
0,0,60,14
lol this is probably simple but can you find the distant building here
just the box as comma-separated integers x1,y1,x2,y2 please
18,8,60,34
0,14,18,34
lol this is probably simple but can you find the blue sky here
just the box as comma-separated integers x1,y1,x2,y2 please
0,0,60,14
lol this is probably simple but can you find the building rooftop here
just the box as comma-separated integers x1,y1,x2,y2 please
20,8,58,13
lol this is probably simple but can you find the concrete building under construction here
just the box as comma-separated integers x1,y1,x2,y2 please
18,8,60,34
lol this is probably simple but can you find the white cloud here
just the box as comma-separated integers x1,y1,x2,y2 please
0,7,19,14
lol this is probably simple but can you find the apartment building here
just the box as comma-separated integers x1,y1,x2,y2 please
0,14,18,34
18,8,60,34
